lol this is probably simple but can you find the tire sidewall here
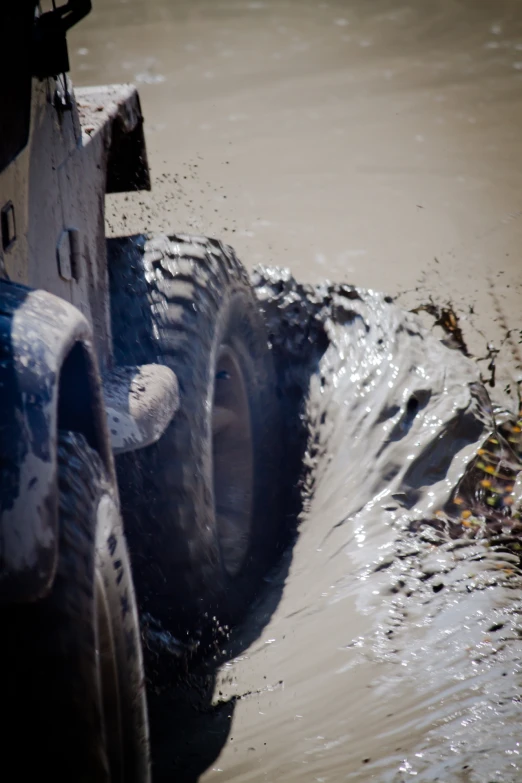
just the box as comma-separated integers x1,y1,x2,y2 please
96,495,151,783
210,289,281,615
165,284,281,625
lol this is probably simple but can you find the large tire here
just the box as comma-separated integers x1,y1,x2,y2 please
108,233,282,647
3,432,150,783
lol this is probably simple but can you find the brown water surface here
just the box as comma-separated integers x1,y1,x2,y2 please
70,3,522,780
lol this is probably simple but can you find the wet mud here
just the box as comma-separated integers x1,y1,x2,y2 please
69,1,522,780
147,268,522,782
242,269,522,783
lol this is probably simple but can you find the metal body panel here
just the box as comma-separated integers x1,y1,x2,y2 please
0,281,114,602
1,77,149,370
0,27,154,602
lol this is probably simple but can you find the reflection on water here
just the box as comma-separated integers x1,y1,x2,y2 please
69,1,522,780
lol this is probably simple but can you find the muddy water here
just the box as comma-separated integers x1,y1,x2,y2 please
69,1,522,780
238,270,522,782
69,0,522,399
146,271,522,783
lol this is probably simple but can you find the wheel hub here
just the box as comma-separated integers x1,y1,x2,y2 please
212,345,254,577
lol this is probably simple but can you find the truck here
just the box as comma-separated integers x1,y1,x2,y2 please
0,3,282,780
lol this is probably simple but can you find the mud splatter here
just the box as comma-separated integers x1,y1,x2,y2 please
207,265,522,783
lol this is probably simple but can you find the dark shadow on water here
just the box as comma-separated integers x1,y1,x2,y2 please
148,546,295,782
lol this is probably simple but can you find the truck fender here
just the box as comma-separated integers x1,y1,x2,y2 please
0,279,113,603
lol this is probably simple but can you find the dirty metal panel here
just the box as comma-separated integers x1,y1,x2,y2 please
0,281,113,603
56,126,112,369
75,84,150,193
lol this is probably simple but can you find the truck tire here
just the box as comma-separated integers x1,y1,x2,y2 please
109,234,282,647
3,432,150,783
